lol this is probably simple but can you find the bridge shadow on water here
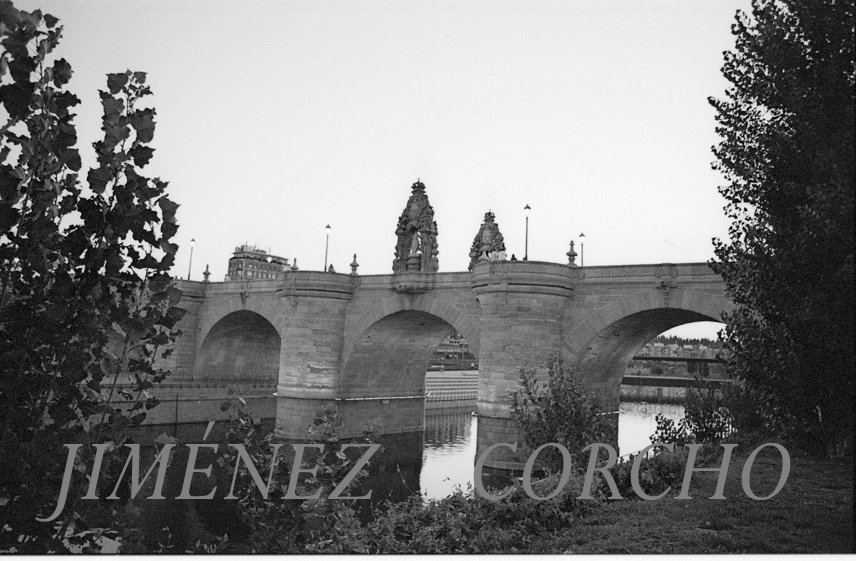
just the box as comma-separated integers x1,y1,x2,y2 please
124,396,682,549
124,402,523,548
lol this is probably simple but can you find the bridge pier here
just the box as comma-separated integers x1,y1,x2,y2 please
470,261,575,472
274,272,432,440
275,272,355,439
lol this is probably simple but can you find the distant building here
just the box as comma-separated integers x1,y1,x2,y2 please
431,334,477,370
228,244,290,281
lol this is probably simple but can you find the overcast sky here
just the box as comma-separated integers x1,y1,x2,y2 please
16,0,749,339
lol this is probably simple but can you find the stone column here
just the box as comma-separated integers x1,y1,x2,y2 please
275,271,355,440
470,261,575,472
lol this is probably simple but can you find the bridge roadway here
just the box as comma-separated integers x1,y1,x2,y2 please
150,260,731,472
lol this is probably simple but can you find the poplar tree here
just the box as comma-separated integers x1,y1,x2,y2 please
710,0,854,453
0,5,184,550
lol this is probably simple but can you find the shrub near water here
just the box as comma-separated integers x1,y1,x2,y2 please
510,357,617,472
312,478,591,554
509,359,734,502
212,399,373,554
127,395,596,554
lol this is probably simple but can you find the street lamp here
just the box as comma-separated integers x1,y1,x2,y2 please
579,233,585,267
267,255,272,279
323,224,331,271
523,204,531,261
187,238,195,280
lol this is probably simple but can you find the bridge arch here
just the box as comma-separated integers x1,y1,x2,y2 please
342,295,480,369
195,310,281,383
195,296,285,354
340,296,479,400
562,287,733,408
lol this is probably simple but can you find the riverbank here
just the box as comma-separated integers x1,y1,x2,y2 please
529,445,853,554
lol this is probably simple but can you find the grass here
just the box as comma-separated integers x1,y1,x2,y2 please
529,445,853,554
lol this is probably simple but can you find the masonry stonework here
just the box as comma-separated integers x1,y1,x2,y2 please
150,260,731,473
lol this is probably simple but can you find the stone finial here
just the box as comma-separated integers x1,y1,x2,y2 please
203,264,210,283
328,264,336,273
392,179,439,273
291,258,299,272
566,240,578,267
350,254,359,276
469,210,506,270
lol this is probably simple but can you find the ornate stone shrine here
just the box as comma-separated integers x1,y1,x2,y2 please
468,211,506,270
392,180,439,273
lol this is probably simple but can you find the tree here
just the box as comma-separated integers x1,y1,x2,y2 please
710,0,854,453
0,4,184,551
687,360,698,375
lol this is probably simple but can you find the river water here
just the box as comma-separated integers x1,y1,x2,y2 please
419,400,685,500
122,398,687,545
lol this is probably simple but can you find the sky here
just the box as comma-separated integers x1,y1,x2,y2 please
15,0,750,339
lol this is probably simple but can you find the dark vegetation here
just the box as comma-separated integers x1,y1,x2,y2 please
0,4,183,552
709,0,854,455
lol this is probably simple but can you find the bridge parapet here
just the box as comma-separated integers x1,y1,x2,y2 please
278,270,356,303
352,271,473,290
576,262,721,287
389,270,439,297
471,260,576,297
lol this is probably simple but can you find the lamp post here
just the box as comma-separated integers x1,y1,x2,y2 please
187,238,195,280
267,255,272,279
323,224,331,272
523,204,531,261
579,232,585,267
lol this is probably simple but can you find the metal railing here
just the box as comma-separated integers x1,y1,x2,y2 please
425,388,478,402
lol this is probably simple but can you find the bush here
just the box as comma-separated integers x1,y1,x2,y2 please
510,356,617,473
314,479,588,554
609,447,690,499
165,393,598,554
216,400,375,554
114,399,374,554
652,380,734,447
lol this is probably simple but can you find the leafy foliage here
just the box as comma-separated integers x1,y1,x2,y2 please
609,446,690,500
651,384,734,447
510,356,617,472
124,396,591,555
709,0,854,454
0,5,182,552
310,479,586,554
185,400,373,554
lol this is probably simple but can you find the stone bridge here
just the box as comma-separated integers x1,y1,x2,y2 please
151,180,732,470
164,259,731,471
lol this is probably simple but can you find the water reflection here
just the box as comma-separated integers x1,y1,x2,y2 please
417,401,685,500
130,399,686,542
617,401,685,457
135,400,684,508
421,407,478,499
